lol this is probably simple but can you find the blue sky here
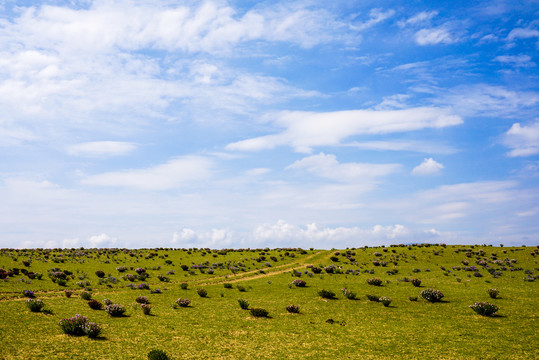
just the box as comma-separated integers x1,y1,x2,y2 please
0,0,538,248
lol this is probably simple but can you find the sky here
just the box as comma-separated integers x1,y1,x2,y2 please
0,0,538,249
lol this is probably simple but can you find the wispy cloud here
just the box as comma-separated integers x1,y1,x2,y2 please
415,27,456,45
67,141,137,157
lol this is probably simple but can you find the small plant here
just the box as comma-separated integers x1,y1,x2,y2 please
150,289,163,294
26,298,45,312
420,288,444,303
379,297,392,307
95,270,105,278
469,302,499,316
64,290,73,298
197,288,208,297
286,304,300,313
105,303,126,317
80,291,92,300
223,283,233,289
318,289,336,299
408,296,418,301
487,288,499,299
175,298,190,307
137,283,150,290
237,285,246,292
157,274,169,282
116,266,127,273
411,278,422,287
83,322,102,338
136,296,150,304
238,298,249,310
180,282,188,290
22,289,35,298
341,288,357,300
58,314,89,336
147,349,170,360
291,279,306,287
366,294,380,302
141,304,152,315
250,308,269,318
367,278,382,286
87,299,103,310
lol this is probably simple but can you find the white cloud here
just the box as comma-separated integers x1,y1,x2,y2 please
503,121,539,157
494,54,535,67
348,140,457,154
506,27,539,41
82,156,213,190
226,107,462,153
398,11,438,28
415,27,456,45
287,153,400,182
350,8,395,31
67,141,137,157
412,158,444,175
88,233,117,248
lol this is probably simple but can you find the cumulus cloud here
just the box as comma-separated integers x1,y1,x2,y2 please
503,121,539,157
226,107,462,153
67,141,137,157
82,156,213,190
412,158,444,175
88,233,117,248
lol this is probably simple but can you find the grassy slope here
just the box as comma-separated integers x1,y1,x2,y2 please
0,245,537,360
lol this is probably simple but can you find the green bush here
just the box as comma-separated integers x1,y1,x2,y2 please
80,291,92,300
223,283,233,289
366,278,382,286
180,282,188,290
286,304,300,313
147,349,170,360
420,288,444,303
64,290,73,298
58,314,89,336
87,299,103,310
175,298,190,307
366,294,379,302
411,278,422,287
238,298,249,310
25,298,44,312
196,288,208,297
469,302,499,316
487,288,499,299
250,308,269,318
318,289,336,299
379,297,392,307
105,303,126,317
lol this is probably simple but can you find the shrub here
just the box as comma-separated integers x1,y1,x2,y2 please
116,266,127,273
223,283,233,289
83,322,102,338
238,298,249,310
80,291,92,300
411,278,422,287
286,304,300,313
487,288,499,299
103,298,113,305
57,279,67,286
237,285,246,292
318,289,336,299
366,294,379,302
58,314,89,336
250,308,269,318
22,289,35,298
379,297,392,307
420,288,444,303
147,349,170,360
197,288,208,297
64,290,73,298
135,268,146,275
367,278,382,286
95,270,105,278
469,302,499,316
136,296,150,304
26,298,44,312
291,279,306,287
150,289,163,294
105,303,126,317
180,282,188,290
175,298,190,307
141,304,152,315
157,274,169,282
408,296,418,301
87,299,103,310
137,283,150,290
340,288,357,300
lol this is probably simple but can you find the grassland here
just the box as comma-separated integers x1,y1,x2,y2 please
0,244,537,359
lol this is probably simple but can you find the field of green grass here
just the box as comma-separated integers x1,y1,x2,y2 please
0,244,537,359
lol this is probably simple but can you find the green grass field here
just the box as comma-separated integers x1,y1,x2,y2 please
0,245,537,359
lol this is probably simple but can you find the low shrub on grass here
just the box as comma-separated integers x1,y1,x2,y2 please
340,288,357,300
420,288,444,303
408,296,418,301
80,291,92,300
137,283,150,290
286,304,300,313
22,289,35,298
197,288,208,297
64,290,73,298
292,279,306,287
95,270,105,278
157,274,169,282
147,349,170,360
237,285,246,292
366,278,382,286
103,298,113,305
58,314,89,336
116,266,127,273
141,304,152,315
87,299,103,310
469,302,499,316
175,298,190,307
136,296,150,304
379,297,392,307
83,322,102,338
318,289,336,299
487,288,499,299
250,308,269,318
238,298,249,310
26,298,44,312
223,283,233,289
150,289,163,294
180,282,188,290
411,278,422,287
366,294,379,302
105,303,126,317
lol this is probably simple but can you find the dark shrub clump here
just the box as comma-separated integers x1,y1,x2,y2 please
238,298,249,310
286,304,300,313
420,288,444,303
469,302,499,316
318,289,336,299
87,299,103,310
147,349,170,360
250,308,269,318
